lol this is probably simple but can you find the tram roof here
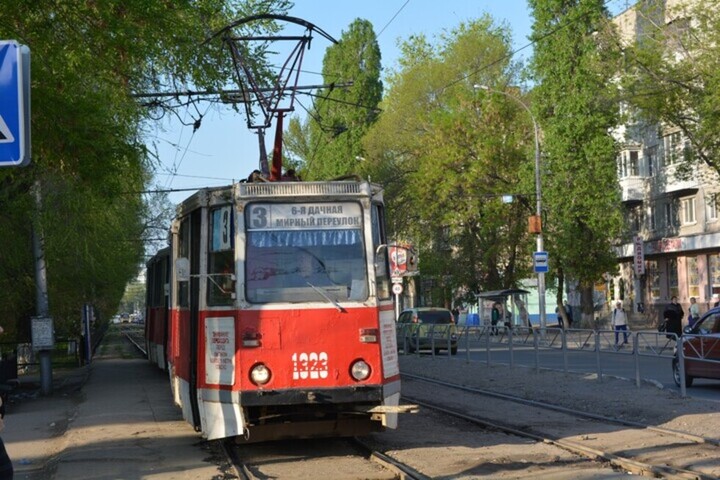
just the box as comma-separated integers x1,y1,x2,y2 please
174,179,384,217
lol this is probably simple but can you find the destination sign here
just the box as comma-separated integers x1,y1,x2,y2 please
246,202,362,230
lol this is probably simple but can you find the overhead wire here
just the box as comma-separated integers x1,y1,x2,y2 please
150,0,628,192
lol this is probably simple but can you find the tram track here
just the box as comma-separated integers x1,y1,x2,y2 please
221,436,430,480
402,372,720,479
120,325,147,357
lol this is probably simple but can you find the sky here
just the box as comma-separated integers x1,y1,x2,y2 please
147,0,628,206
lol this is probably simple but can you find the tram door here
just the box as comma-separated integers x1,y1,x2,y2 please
177,211,202,430
188,209,202,429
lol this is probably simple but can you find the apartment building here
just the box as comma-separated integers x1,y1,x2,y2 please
612,0,720,319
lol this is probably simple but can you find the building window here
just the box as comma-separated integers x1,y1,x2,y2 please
664,202,678,227
645,145,656,176
647,260,660,299
687,256,700,298
707,194,718,222
628,150,639,176
668,258,679,299
663,131,682,166
631,205,642,232
710,254,720,296
618,150,640,178
648,205,656,231
681,197,696,225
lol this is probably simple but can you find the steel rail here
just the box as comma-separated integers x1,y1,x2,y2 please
402,372,720,447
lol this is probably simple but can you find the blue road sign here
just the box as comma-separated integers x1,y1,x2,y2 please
0,40,30,167
533,251,549,273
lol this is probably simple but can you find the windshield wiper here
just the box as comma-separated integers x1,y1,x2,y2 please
306,281,346,313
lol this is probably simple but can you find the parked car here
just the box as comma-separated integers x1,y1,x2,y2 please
396,307,458,355
672,307,720,387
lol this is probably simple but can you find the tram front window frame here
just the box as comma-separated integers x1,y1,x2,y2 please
244,201,369,304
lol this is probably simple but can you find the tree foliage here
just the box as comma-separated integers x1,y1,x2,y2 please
529,0,623,318
0,0,289,338
284,19,382,180
362,18,532,305
622,0,720,176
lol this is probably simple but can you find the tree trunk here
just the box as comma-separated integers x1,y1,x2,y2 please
580,284,595,329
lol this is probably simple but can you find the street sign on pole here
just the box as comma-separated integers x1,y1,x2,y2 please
533,251,549,273
0,40,31,167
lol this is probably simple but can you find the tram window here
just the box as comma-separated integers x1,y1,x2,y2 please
244,201,368,304
208,206,235,306
177,219,190,308
371,204,391,300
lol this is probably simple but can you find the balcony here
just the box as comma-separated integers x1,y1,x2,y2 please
619,176,645,203
657,164,699,196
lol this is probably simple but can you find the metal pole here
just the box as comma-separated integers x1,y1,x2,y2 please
475,85,545,329
32,181,53,395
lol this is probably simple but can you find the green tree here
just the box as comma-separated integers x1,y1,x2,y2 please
623,0,720,176
363,18,531,307
529,0,624,325
285,19,382,180
0,0,290,338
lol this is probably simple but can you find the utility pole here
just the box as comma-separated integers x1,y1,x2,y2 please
32,180,53,395
475,85,546,329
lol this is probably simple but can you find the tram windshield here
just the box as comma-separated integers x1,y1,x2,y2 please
245,202,368,303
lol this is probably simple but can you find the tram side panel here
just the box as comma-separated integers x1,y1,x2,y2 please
145,248,170,370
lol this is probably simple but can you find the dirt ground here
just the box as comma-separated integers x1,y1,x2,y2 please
343,356,719,478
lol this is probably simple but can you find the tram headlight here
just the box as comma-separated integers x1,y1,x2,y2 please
250,363,271,385
350,360,371,381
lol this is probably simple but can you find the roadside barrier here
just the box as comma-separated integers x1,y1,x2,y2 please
396,324,718,398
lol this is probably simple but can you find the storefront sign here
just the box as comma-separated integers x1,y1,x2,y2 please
633,236,645,275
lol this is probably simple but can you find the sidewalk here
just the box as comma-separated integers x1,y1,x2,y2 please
4,358,225,479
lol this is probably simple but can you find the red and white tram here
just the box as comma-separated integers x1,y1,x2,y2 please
145,246,170,371
146,178,405,442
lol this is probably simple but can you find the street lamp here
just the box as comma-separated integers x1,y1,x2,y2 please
474,84,546,329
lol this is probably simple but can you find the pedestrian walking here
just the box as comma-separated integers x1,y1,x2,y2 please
0,325,12,480
490,302,500,335
688,297,700,328
513,297,531,328
555,305,564,329
662,297,683,339
611,301,629,346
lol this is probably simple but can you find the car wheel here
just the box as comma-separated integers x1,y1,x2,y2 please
672,357,694,388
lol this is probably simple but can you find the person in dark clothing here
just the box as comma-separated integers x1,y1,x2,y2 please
490,302,500,335
662,296,684,339
0,396,12,480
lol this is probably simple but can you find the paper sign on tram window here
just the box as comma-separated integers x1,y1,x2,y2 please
205,317,235,385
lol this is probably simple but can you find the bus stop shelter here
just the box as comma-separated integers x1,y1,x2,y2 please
475,289,531,328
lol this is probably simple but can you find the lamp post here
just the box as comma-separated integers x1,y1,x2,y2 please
474,85,546,329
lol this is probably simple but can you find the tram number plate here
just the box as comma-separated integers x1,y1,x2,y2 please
292,352,329,380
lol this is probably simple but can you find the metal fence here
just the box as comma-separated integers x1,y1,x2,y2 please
395,323,719,398
0,339,83,383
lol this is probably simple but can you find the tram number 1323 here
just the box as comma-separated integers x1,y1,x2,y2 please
292,352,329,380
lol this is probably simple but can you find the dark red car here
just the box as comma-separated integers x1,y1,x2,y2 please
673,307,720,387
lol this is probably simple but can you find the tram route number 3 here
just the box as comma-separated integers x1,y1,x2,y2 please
292,352,329,380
